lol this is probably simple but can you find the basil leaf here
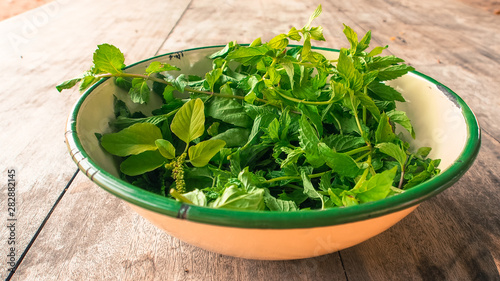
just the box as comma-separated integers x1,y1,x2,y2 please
264,189,298,211
210,185,265,211
101,123,162,156
183,189,208,206
171,98,205,144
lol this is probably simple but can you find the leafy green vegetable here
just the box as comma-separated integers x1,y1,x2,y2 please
59,5,440,211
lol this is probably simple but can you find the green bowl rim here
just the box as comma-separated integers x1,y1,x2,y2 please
67,45,481,229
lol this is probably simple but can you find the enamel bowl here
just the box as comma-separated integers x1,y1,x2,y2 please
65,46,480,260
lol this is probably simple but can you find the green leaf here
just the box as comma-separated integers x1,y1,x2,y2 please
211,185,265,210
376,142,407,168
188,139,226,167
101,123,162,156
130,78,150,104
264,189,298,211
79,74,99,92
342,24,358,52
269,34,289,49
205,97,252,128
356,166,397,203
416,147,432,159
226,46,269,66
356,30,371,53
318,143,361,178
337,49,363,91
386,110,415,138
368,81,405,102
171,98,205,144
355,91,381,120
92,44,125,74
377,64,415,81
287,27,302,41
306,4,322,28
302,33,312,58
183,189,208,206
243,113,276,148
375,113,396,143
120,150,166,176
162,85,175,102
403,170,431,189
367,45,387,57
209,41,236,59
115,77,132,91
322,134,365,152
172,74,188,93
281,60,295,89
56,77,82,92
145,61,180,75
298,115,324,168
250,37,262,47
280,147,304,168
367,55,405,71
301,170,325,209
155,139,176,159
205,68,223,92
206,127,246,150
310,26,326,41
298,104,323,137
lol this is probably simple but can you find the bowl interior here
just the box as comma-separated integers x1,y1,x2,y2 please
67,46,480,229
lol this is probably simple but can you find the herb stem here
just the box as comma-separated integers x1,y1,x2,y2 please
345,145,370,156
265,171,329,184
275,88,334,105
169,188,193,204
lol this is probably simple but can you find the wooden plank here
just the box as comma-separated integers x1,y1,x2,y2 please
339,132,500,280
12,173,347,281
0,0,191,277
7,0,500,279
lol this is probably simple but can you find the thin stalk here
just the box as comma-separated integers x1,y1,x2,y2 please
275,89,335,105
265,170,330,184
345,145,370,156
170,188,193,204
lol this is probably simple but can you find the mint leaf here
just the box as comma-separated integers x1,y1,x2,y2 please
309,26,326,41
56,77,82,92
101,123,162,156
355,166,397,203
356,30,371,53
367,55,405,71
376,142,407,168
377,64,415,81
120,150,166,176
301,170,325,209
368,81,405,102
322,134,365,152
130,78,150,104
205,68,223,92
298,104,323,137
386,110,415,138
226,46,269,66
318,143,361,178
145,61,180,75
170,98,205,144
305,4,322,28
299,115,324,167
155,139,176,159
375,112,396,143
188,139,226,167
342,24,358,52
172,74,188,93
269,34,289,49
367,45,387,57
287,27,301,41
92,44,125,74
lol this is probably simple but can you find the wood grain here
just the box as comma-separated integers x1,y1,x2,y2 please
0,0,191,277
2,0,499,280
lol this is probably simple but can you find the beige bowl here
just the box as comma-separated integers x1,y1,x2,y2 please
65,46,480,260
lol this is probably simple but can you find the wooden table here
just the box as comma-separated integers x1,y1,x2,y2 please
1,0,499,280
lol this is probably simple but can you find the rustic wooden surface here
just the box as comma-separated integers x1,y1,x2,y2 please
0,0,499,280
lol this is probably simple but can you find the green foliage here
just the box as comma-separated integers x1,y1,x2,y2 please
58,5,440,211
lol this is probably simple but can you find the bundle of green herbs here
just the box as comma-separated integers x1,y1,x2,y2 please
58,5,440,211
